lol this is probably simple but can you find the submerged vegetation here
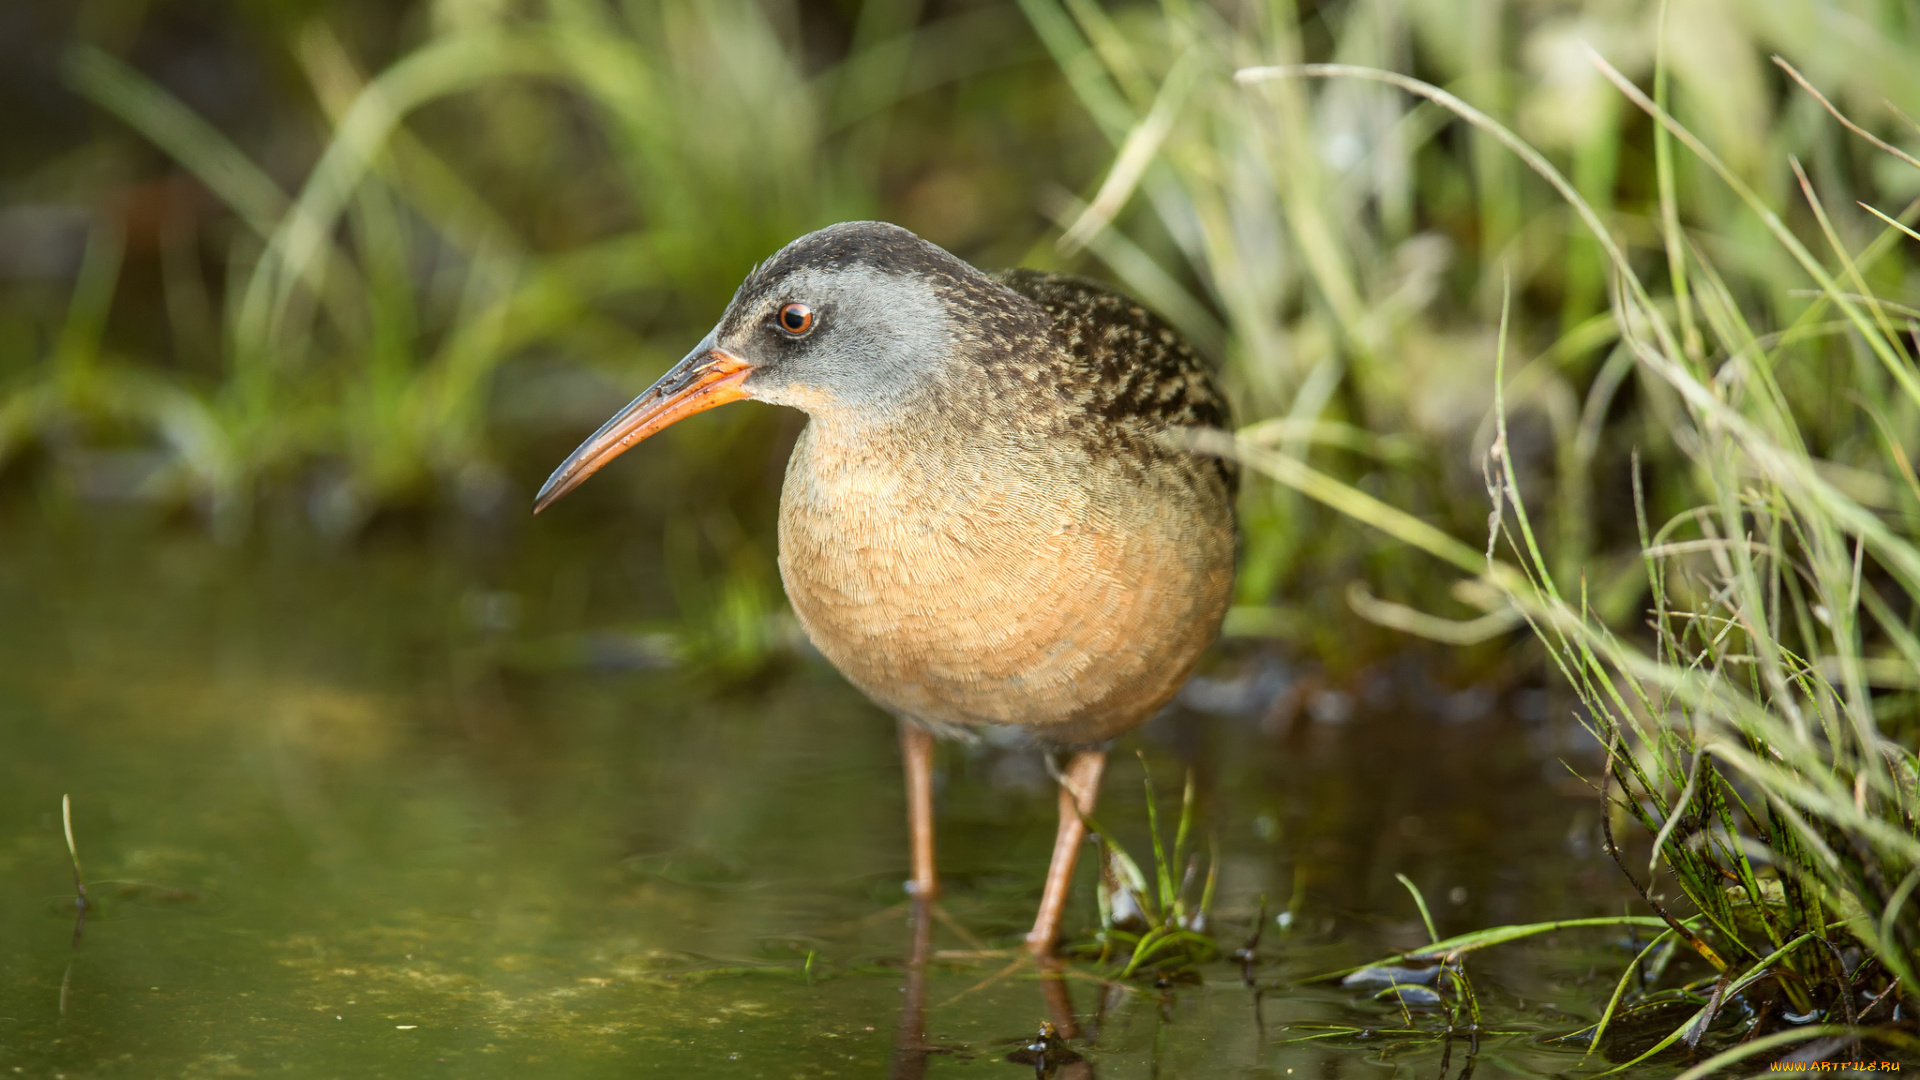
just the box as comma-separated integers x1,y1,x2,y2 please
11,0,1920,1067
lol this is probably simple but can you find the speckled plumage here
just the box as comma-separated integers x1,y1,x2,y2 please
535,222,1240,941
747,225,1238,748
991,268,1238,497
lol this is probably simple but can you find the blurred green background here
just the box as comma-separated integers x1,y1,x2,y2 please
4,0,1918,673
1,0,1086,539
8,0,1920,1073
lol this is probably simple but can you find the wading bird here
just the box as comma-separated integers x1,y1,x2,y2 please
535,222,1235,953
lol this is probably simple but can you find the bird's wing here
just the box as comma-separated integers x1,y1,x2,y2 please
992,268,1237,494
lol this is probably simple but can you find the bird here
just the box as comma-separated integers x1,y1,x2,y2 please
534,221,1236,954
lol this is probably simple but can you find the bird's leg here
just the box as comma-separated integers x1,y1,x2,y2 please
899,720,939,900
1026,749,1107,955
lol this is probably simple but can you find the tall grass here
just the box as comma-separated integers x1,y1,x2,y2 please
15,0,1920,1048
6,0,1029,538
1021,0,1920,1056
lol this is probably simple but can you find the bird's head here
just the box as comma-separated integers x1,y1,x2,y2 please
534,221,1030,513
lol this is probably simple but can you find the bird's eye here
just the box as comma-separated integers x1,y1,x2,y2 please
776,302,814,336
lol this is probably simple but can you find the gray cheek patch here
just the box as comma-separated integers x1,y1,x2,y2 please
755,266,955,416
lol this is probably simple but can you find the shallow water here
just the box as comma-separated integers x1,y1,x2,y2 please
0,512,1653,1078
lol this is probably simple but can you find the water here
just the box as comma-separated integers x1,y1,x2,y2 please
0,511,1651,1077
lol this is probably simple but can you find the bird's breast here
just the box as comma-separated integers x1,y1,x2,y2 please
775,421,1234,744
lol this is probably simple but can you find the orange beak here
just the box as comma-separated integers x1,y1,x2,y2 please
533,345,753,513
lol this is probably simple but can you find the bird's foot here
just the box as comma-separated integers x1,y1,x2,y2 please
1023,927,1061,958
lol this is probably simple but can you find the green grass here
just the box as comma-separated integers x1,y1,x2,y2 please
1017,0,1920,1058
1064,757,1220,979
13,0,1920,1059
4,0,1047,542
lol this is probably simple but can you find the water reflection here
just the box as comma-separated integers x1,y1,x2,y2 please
1029,958,1096,1079
889,898,937,1078
0,521,1641,1077
889,897,1097,1079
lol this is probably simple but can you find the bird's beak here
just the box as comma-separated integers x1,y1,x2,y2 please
533,339,753,513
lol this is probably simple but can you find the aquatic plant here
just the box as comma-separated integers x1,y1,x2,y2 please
1023,0,1920,1063
1066,759,1219,979
1274,876,1572,1069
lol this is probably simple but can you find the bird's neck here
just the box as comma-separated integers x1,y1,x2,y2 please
778,332,1070,490
784,403,1029,508
794,408,959,470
